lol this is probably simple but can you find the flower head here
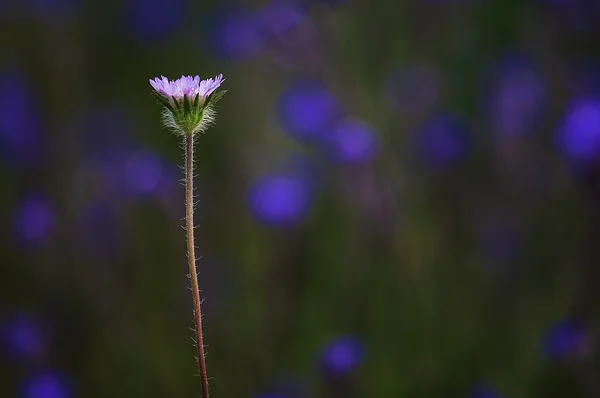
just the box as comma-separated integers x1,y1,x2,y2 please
149,74,226,135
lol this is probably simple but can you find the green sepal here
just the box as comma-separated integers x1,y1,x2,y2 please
205,90,227,108
171,96,183,112
192,93,199,108
151,91,174,112
184,94,192,114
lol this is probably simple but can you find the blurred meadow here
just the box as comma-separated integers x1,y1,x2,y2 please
2,0,600,397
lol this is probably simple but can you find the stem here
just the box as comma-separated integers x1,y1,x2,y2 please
185,134,210,398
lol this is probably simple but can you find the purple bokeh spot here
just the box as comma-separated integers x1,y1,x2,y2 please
558,99,600,162
491,62,545,138
23,372,70,398
0,70,41,165
278,80,340,142
320,336,364,376
13,196,55,245
328,119,379,164
542,319,588,360
2,314,46,360
249,173,312,227
413,113,470,168
125,0,184,42
208,7,262,60
125,151,163,195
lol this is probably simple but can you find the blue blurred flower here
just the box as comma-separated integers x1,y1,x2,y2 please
125,0,185,42
278,79,341,142
125,150,164,196
2,313,47,361
320,335,364,376
490,61,545,138
0,70,42,166
326,118,379,164
13,195,55,246
542,319,589,360
413,113,470,168
22,372,70,398
207,7,262,60
249,171,313,228
557,99,600,162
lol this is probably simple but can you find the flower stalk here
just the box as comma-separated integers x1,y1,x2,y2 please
149,74,226,398
184,133,210,398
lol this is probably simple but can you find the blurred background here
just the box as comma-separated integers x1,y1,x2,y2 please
2,0,600,397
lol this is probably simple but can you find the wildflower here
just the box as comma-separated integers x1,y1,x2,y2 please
149,74,226,135
319,335,364,377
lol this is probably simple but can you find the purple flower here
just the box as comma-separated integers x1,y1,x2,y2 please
125,0,184,42
278,79,340,141
319,336,364,376
0,69,42,166
150,74,226,135
2,313,47,361
13,195,55,245
22,372,70,398
413,113,470,168
327,118,379,164
149,74,224,103
542,319,589,360
557,98,600,162
207,7,263,60
249,172,313,228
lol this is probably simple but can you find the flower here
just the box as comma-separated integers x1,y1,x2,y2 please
557,98,600,162
22,372,71,398
542,318,589,360
249,172,313,228
327,118,379,164
149,74,226,135
13,195,55,246
319,335,364,377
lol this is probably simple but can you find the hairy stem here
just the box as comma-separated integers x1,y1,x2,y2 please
185,134,210,398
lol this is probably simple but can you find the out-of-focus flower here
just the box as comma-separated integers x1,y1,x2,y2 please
125,150,164,195
557,99,600,162
125,0,184,42
22,372,70,398
542,319,590,360
319,335,364,376
2,313,47,361
207,7,263,60
386,63,439,117
490,61,545,138
326,118,379,164
413,113,470,169
13,195,55,246
278,79,340,142
0,70,42,166
248,171,314,228
149,74,226,135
